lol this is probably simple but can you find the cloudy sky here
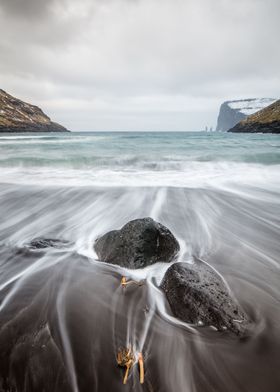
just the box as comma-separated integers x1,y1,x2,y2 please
0,0,279,131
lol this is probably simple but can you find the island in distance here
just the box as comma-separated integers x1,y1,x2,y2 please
0,89,69,133
228,99,280,134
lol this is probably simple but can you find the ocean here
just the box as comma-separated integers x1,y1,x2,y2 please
0,131,279,392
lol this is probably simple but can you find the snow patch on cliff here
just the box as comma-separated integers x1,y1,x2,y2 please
228,98,276,115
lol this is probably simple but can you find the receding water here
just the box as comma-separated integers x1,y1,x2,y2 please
0,131,279,392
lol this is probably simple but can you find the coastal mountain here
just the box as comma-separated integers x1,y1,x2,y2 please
0,89,68,132
216,98,276,132
228,99,280,134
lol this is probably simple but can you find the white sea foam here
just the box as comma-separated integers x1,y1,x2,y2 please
0,162,279,193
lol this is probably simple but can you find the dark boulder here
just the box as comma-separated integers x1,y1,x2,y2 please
161,260,249,335
94,217,180,269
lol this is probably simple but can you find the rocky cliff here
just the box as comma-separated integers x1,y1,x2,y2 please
0,89,68,133
216,98,276,132
228,99,280,134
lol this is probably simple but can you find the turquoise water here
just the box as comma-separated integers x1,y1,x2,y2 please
0,131,280,165
0,131,279,188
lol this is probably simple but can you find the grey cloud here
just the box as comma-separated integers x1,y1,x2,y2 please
0,0,279,131
0,0,56,18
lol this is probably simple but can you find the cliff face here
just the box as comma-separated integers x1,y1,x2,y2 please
0,89,68,133
216,98,276,132
228,100,280,134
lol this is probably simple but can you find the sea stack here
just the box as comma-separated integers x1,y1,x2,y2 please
0,89,69,133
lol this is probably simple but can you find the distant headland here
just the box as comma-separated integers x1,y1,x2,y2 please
0,89,69,133
228,99,280,134
216,98,276,132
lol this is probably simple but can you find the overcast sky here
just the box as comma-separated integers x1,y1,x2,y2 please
0,0,279,131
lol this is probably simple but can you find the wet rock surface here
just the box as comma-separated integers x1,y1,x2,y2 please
161,259,249,335
28,238,71,250
94,217,180,269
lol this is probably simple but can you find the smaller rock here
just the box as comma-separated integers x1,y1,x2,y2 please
94,217,180,269
28,238,71,250
160,260,249,336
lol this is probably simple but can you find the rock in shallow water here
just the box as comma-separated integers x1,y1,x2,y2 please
160,260,250,336
94,217,180,269
28,238,71,250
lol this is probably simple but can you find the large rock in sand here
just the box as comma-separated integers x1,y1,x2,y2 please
94,217,180,269
161,260,249,336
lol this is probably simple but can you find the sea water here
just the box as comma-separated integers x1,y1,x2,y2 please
0,131,279,392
